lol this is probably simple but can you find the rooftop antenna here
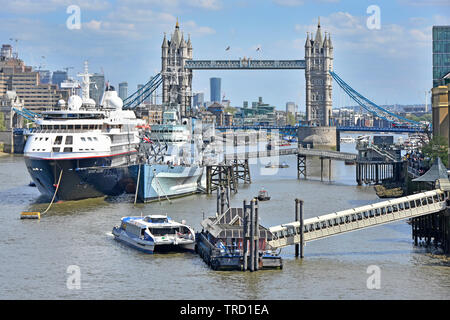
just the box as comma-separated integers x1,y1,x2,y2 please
9,38,19,58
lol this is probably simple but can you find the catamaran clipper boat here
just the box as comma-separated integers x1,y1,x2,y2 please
112,215,196,253
23,62,144,200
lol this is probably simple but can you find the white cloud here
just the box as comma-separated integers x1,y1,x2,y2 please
187,0,222,10
398,0,450,6
273,0,304,6
272,0,338,6
294,12,431,58
183,20,216,36
0,0,110,13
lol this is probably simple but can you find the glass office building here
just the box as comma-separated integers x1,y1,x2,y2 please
51,70,67,88
119,82,128,101
433,26,450,87
210,77,221,102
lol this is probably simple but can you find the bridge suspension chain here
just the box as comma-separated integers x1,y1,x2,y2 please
329,71,423,129
123,73,162,110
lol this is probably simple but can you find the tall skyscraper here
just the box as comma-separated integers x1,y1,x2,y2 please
38,70,51,84
305,18,333,126
286,102,297,115
210,77,221,103
52,70,68,88
193,92,204,108
137,84,144,105
118,82,128,100
89,73,105,105
433,26,450,88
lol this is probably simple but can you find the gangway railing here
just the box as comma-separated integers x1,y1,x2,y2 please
267,189,447,249
202,147,357,165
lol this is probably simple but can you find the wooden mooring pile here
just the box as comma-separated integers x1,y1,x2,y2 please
196,186,283,271
411,210,450,254
205,159,251,194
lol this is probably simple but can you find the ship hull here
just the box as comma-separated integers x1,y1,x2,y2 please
130,164,203,202
25,154,133,201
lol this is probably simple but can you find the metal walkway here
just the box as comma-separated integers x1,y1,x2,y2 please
185,59,305,70
204,147,357,165
267,189,447,249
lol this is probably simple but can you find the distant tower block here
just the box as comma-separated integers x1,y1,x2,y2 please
161,20,193,116
305,18,333,126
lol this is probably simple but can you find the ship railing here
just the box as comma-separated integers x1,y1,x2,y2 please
30,129,102,134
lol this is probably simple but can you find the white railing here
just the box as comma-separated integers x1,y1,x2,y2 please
267,189,447,249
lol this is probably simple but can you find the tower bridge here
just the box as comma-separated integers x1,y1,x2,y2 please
184,59,306,70
160,18,332,127
123,18,424,138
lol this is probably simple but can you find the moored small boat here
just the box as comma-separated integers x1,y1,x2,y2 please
112,215,196,253
257,188,271,201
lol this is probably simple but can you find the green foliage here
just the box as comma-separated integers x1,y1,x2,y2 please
286,113,296,126
0,112,6,131
405,113,432,123
224,106,237,114
421,135,448,167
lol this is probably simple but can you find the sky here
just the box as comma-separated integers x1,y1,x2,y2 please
0,0,449,111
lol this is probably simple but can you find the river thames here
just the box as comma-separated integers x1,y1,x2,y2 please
0,136,449,300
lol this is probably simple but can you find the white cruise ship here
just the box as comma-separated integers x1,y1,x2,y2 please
24,62,145,201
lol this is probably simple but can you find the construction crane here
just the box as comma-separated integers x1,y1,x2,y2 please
63,66,74,78
9,38,20,58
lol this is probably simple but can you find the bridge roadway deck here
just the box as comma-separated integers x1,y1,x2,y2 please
204,147,357,165
267,189,447,249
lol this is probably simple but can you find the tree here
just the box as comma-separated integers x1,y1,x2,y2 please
0,112,6,131
286,113,296,126
421,135,448,167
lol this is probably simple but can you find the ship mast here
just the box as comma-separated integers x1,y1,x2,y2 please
77,60,92,103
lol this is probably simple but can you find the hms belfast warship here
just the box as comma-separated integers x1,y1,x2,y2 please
23,62,144,201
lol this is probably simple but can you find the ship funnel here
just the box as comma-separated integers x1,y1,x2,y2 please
101,84,123,110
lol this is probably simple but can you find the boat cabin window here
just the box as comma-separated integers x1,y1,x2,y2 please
52,147,60,152
144,216,168,224
149,228,175,236
54,136,63,145
63,147,73,152
65,136,73,145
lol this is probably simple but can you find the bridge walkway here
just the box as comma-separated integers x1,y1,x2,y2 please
267,189,448,249
205,147,357,164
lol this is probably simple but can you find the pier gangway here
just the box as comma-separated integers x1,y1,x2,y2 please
267,188,448,249
205,147,357,165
